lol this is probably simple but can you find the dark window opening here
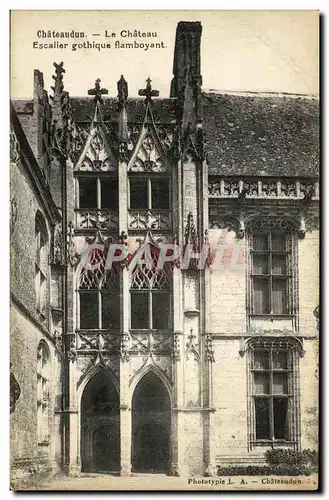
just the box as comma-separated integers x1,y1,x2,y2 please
130,291,171,330
101,180,119,209
79,179,97,209
130,180,148,209
273,397,288,439
255,398,270,439
151,179,170,209
131,292,149,329
129,178,170,210
79,291,99,329
253,349,290,442
152,292,170,329
101,292,120,329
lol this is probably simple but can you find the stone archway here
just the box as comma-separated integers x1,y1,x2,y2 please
80,372,120,473
131,372,171,473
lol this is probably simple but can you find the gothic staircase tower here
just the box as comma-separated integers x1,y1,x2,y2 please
171,21,215,476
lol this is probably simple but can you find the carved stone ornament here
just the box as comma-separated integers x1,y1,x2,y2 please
128,130,168,173
129,331,172,356
185,328,200,361
50,222,64,265
77,331,120,354
76,210,119,231
172,332,181,362
204,333,215,362
66,332,77,362
87,78,109,103
184,212,198,247
239,336,305,358
75,123,117,172
128,210,171,231
208,177,318,201
209,215,245,239
138,77,159,105
120,332,130,362
246,216,297,234
54,330,64,360
67,221,79,266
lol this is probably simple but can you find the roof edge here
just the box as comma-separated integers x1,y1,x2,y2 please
203,89,319,100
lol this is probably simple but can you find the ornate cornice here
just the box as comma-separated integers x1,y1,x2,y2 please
208,176,319,201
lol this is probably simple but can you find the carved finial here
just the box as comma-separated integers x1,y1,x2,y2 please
50,62,75,156
138,77,159,105
53,62,65,77
117,75,128,107
88,78,108,102
50,62,65,98
54,61,65,74
117,75,128,147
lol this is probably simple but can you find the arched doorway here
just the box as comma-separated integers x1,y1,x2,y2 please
132,372,171,473
80,372,120,473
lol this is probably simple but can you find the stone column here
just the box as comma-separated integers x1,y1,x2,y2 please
66,336,80,476
170,263,187,475
120,267,132,476
120,403,132,476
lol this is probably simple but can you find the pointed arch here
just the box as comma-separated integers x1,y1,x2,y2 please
35,214,49,314
77,245,120,330
128,232,172,288
131,367,172,473
129,363,173,406
129,237,172,330
78,246,120,291
80,366,120,473
35,210,49,243
77,362,119,396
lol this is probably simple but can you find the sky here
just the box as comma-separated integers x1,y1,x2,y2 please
10,10,319,100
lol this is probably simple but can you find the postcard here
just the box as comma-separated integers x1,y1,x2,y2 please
10,10,319,491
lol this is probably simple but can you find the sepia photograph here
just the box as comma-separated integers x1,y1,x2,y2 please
9,10,319,491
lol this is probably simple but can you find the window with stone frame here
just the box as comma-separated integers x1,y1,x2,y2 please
247,338,302,449
37,341,50,444
129,177,170,210
247,219,298,319
75,176,119,230
78,177,119,210
78,248,120,330
35,212,48,315
130,250,171,330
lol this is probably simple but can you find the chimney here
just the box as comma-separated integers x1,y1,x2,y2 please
170,21,202,131
170,21,202,99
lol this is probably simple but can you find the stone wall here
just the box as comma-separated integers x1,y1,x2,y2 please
10,129,62,484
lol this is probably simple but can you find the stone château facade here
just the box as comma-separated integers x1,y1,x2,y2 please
10,21,319,484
